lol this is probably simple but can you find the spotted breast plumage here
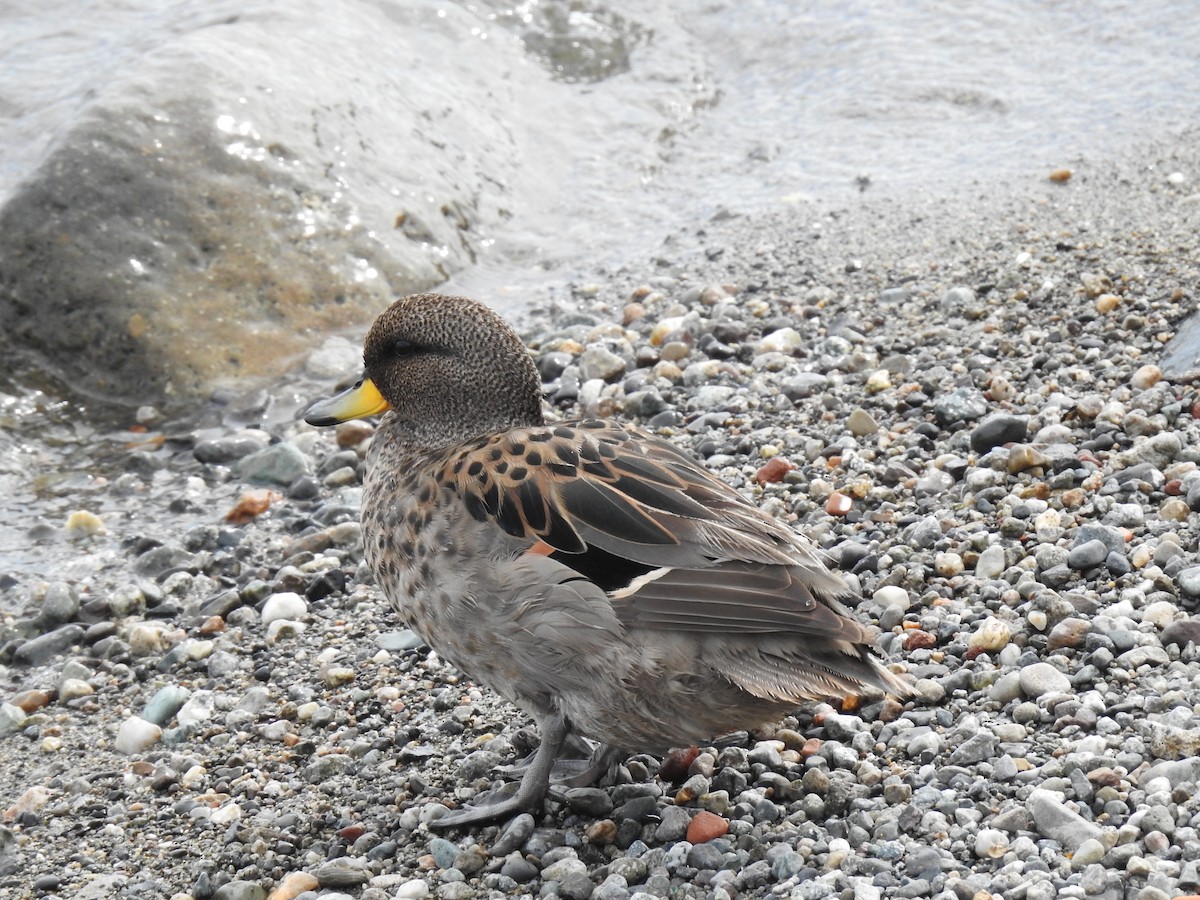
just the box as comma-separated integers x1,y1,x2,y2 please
305,292,909,827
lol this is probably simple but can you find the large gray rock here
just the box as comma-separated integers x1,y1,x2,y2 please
0,0,698,407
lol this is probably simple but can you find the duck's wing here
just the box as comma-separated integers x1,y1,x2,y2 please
437,420,852,620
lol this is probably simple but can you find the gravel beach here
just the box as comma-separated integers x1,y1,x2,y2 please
3,135,1200,900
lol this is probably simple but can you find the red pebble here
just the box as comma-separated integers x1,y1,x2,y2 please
658,746,700,783
755,457,793,485
825,492,853,516
687,810,730,844
338,824,366,841
1165,479,1183,496
904,630,936,651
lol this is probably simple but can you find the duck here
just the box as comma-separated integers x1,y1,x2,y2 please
305,292,909,828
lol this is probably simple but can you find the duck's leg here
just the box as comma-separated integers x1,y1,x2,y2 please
429,712,568,829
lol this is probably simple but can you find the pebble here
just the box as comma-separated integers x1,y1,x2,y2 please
970,413,1029,452
115,716,162,755
261,591,308,624
975,545,1007,579
1026,788,1103,850
846,407,879,436
234,442,312,487
1019,662,1072,697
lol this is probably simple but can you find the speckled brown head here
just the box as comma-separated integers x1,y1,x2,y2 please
305,293,544,449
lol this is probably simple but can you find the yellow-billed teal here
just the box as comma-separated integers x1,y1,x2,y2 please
305,292,908,827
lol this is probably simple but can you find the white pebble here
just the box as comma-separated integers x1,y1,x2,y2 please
974,828,1009,858
392,880,431,899
968,618,1012,652
934,552,965,577
975,545,1007,579
115,716,162,755
873,586,912,610
267,619,307,644
261,592,308,625
1142,600,1179,628
58,678,95,701
210,803,243,825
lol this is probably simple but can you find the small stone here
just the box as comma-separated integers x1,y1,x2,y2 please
755,456,793,484
323,666,356,687
687,810,729,844
1019,662,1071,697
210,803,242,825
968,618,1012,653
1095,294,1120,314
1161,619,1200,648
975,545,1007,579
266,872,320,900
970,415,1029,453
312,856,371,887
12,624,86,666
1177,566,1200,599
864,371,891,394
8,689,52,713
143,685,191,727
64,509,105,536
0,704,26,736
1049,168,1072,182
1068,539,1109,570
934,552,964,577
846,407,880,435
115,716,162,755
261,592,308,625
825,492,852,516
757,327,802,354
1131,364,1163,390
58,678,94,702
933,387,987,426
1026,788,1102,850
3,786,51,823
974,828,1009,859
1160,498,1190,522
579,346,627,382
235,443,312,487
1008,444,1049,473
873,586,911,610
38,582,80,626
1047,618,1090,650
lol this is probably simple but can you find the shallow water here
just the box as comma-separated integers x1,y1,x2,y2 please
1,0,1199,590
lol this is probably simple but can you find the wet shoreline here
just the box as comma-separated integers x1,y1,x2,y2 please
2,137,1200,898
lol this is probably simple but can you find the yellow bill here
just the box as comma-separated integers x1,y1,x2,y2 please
304,377,390,426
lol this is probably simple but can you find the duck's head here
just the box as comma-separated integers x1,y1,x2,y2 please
305,293,543,448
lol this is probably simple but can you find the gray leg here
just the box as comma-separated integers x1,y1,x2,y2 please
429,713,569,829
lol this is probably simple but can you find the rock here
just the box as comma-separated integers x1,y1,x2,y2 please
312,857,371,887
970,414,1029,453
933,388,988,426
37,582,80,627
213,882,267,900
949,732,997,766
115,716,162,755
261,592,308,625
235,443,312,487
579,346,627,382
143,685,191,727
1068,539,1109,570
686,811,729,844
12,624,85,666
975,545,1007,579
967,618,1011,653
1019,662,1071,697
0,704,27,736
1177,566,1200,600
1161,619,1200,648
1025,789,1102,850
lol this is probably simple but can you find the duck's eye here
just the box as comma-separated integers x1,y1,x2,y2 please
393,339,416,357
